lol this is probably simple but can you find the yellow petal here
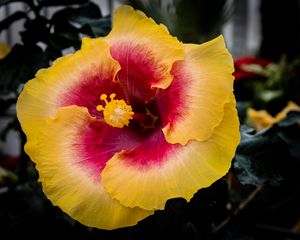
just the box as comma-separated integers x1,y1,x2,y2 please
104,5,184,89
247,108,276,131
275,101,300,122
102,95,240,210
248,102,300,131
0,42,10,59
161,36,235,145
26,106,153,229
16,38,120,142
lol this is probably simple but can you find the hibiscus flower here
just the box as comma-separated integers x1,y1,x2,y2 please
16,6,240,229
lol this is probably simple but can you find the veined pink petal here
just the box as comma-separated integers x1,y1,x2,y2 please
25,106,153,229
157,36,234,145
16,38,121,141
104,5,184,104
61,70,125,118
102,96,240,210
77,116,143,180
117,129,179,168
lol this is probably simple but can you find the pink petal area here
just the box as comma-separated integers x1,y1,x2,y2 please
119,130,180,169
25,106,153,229
16,38,121,142
102,97,240,210
109,42,161,104
61,72,125,118
157,36,235,145
104,5,184,104
77,118,143,181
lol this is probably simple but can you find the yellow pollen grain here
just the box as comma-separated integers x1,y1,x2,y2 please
96,93,134,128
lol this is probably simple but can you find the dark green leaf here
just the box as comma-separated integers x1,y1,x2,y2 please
50,24,80,50
0,11,28,33
174,0,231,43
237,127,280,155
0,44,50,94
150,180,229,238
44,46,62,61
277,111,300,127
235,110,300,186
276,112,300,159
234,154,283,186
64,1,110,37
49,2,103,49
125,0,231,43
277,124,300,159
70,16,111,37
51,1,102,21
48,32,80,50
234,127,284,186
69,1,102,19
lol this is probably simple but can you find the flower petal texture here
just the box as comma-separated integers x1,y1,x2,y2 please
104,5,184,102
26,106,153,229
16,38,121,141
158,36,234,145
16,5,239,230
102,96,240,210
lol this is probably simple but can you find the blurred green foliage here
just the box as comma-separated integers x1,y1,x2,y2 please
123,0,231,43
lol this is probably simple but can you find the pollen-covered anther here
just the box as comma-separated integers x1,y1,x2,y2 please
96,93,134,128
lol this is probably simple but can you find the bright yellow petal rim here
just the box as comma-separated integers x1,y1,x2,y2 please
16,5,240,229
26,106,153,229
102,95,240,210
162,36,235,145
16,38,120,142
105,5,184,89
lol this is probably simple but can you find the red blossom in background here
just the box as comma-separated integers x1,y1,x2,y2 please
233,56,272,81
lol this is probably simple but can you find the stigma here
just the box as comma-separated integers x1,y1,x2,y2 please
96,93,134,128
